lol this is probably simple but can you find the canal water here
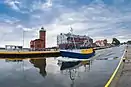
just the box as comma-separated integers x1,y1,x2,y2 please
0,46,125,87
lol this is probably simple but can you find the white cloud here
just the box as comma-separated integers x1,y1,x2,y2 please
31,15,41,19
0,15,20,25
0,21,38,48
5,0,20,10
4,0,53,13
42,0,53,9
1,0,131,48
16,24,23,28
42,0,131,46
27,0,53,12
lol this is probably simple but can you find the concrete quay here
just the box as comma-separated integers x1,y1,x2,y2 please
105,45,131,87
115,45,131,87
0,51,60,58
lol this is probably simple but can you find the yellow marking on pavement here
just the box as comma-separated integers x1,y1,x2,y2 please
104,49,126,87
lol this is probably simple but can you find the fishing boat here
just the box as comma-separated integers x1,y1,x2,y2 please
60,27,95,59
60,48,95,59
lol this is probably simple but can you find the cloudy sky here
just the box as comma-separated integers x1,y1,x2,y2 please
0,0,131,48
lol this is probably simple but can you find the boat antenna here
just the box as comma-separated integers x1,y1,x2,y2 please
70,27,76,49
70,26,73,33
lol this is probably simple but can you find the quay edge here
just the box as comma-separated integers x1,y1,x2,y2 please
104,46,127,87
0,51,60,58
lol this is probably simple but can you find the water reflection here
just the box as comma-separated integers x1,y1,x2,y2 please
58,60,91,87
29,58,47,77
4,58,47,78
0,46,124,87
58,60,91,71
5,58,23,62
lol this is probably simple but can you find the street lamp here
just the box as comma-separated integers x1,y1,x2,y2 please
22,30,25,50
22,28,33,50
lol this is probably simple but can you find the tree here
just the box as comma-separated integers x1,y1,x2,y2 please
112,38,120,46
127,41,131,44
103,39,107,46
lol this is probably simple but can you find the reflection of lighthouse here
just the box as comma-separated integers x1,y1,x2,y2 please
30,27,46,50
30,58,47,77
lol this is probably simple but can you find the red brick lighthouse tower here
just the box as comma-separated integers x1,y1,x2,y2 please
30,27,46,50
39,27,46,48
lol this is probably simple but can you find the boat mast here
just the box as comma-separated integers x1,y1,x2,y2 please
70,27,76,49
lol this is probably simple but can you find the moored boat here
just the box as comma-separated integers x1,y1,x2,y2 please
60,48,95,59
59,27,95,59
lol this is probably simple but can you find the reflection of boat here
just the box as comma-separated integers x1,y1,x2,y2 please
60,60,90,70
60,28,95,59
59,60,90,87
60,61,81,70
30,58,47,77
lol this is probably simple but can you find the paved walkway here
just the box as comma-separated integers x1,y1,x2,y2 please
116,45,131,87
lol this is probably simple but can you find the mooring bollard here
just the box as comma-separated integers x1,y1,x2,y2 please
123,58,126,62
123,47,128,62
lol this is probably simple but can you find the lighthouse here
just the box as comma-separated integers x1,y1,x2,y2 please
39,27,46,48
30,27,46,50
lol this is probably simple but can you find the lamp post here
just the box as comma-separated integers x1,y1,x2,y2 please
22,30,25,50
22,28,33,50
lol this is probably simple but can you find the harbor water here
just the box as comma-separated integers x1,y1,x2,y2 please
0,45,125,87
